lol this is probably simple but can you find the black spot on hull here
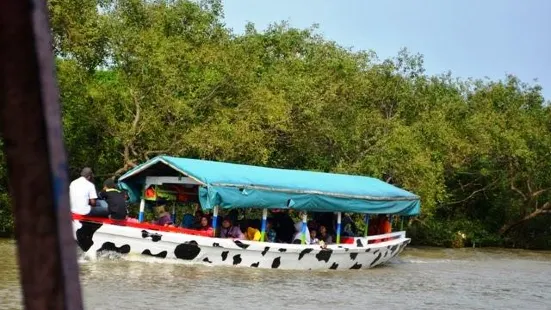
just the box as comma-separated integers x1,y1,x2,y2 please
234,240,250,249
97,242,130,254
142,249,167,258
350,253,358,260
251,262,259,268
370,252,382,267
315,249,333,263
232,254,242,265
384,251,388,258
221,251,229,261
298,248,313,260
174,242,201,260
203,257,212,264
356,239,364,247
76,221,102,252
261,247,270,256
345,248,349,252
271,257,281,269
365,248,371,253
373,249,380,255
213,243,221,247
350,262,362,269
278,248,287,252
329,262,339,270
141,230,162,242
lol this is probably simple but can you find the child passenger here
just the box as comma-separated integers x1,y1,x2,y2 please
310,229,319,244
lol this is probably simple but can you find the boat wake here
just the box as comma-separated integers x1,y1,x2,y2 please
389,257,456,265
77,250,213,267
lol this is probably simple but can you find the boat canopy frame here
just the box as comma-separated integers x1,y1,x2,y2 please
118,156,421,216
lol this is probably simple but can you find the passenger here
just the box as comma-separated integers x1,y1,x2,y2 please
266,219,277,243
310,229,319,244
197,216,213,235
341,213,357,236
244,224,261,241
69,167,109,217
378,214,392,234
98,179,127,220
228,209,239,224
192,210,204,229
318,225,333,244
307,219,319,232
368,216,379,236
220,217,244,239
292,221,311,244
180,213,195,228
272,209,295,243
152,205,173,227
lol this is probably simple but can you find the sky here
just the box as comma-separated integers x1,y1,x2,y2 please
221,0,551,100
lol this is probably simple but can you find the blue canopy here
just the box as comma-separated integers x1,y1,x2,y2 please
118,156,420,216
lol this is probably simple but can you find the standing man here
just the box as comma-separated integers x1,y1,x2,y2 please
69,167,108,217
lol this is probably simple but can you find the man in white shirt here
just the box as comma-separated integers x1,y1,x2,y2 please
69,167,108,217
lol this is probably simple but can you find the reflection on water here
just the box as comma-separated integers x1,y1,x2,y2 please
1,240,550,310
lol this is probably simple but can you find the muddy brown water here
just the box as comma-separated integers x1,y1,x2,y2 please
1,239,550,310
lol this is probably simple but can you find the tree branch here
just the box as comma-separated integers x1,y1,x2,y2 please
499,202,551,235
444,180,497,206
510,180,528,201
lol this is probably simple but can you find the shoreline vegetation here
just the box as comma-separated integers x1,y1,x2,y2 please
0,0,550,249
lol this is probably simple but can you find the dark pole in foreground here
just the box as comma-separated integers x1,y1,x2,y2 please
0,1,83,309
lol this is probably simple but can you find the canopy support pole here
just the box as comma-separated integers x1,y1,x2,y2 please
336,212,342,244
364,214,369,237
212,206,219,237
389,214,393,230
400,216,404,231
301,212,307,245
138,198,145,222
260,208,268,242
171,204,176,224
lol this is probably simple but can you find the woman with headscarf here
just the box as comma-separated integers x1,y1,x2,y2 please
197,215,213,235
152,205,173,227
220,217,244,239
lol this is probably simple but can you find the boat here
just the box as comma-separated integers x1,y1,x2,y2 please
72,156,420,270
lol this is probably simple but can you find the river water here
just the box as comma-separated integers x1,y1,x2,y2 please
1,239,550,310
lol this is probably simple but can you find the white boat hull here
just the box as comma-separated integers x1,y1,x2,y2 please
73,220,410,271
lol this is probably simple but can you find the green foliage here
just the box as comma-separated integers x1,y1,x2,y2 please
1,0,550,248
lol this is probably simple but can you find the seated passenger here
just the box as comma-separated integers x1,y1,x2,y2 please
378,215,392,241
318,225,333,244
292,221,311,244
310,229,319,244
197,216,213,235
180,213,195,228
244,224,261,241
341,213,357,237
220,217,244,239
152,205,173,227
378,214,391,234
192,210,204,229
69,167,109,217
98,179,127,220
368,216,379,236
271,210,295,243
266,219,277,243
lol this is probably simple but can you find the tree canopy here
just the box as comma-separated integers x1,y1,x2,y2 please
0,0,549,248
